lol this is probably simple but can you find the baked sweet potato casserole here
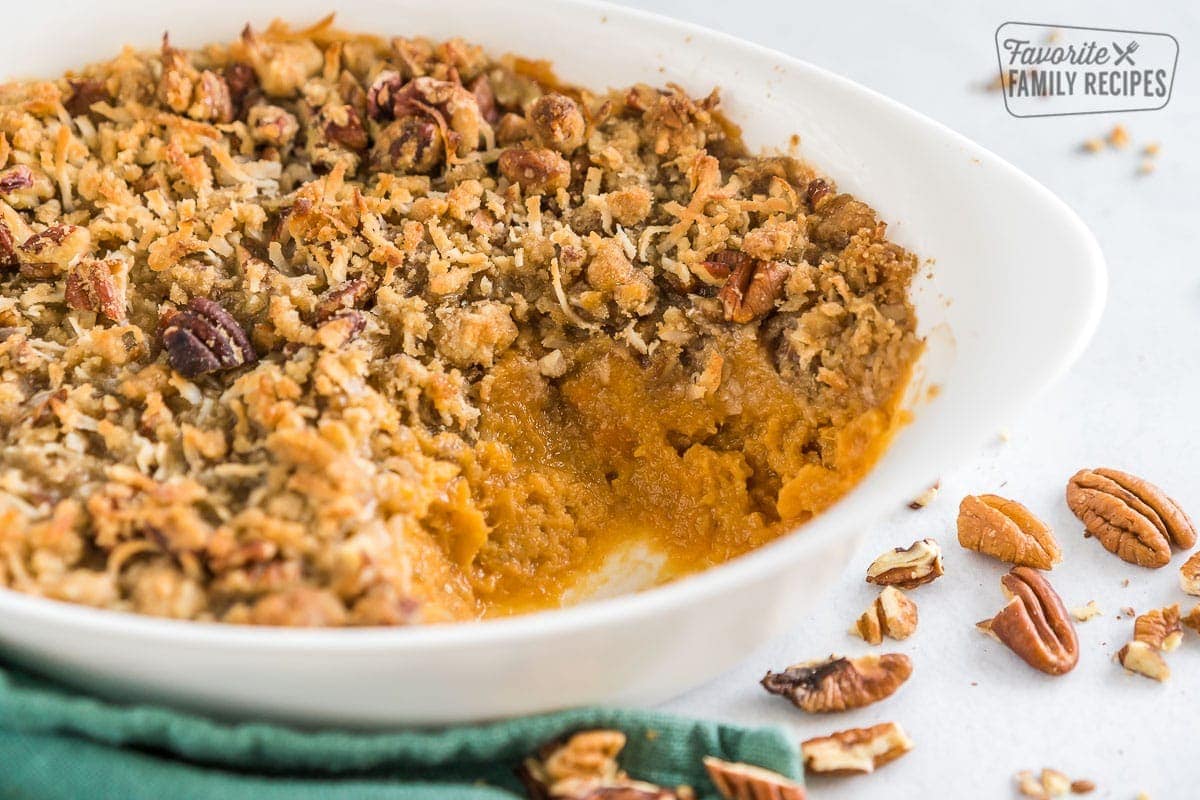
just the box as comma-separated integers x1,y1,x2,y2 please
0,18,919,625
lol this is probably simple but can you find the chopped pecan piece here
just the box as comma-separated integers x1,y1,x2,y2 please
1070,601,1101,622
1133,605,1182,652
0,165,53,208
1066,468,1196,568
499,147,571,194
0,165,34,194
529,93,586,154
368,74,482,157
161,297,257,378
496,112,530,145
702,757,805,800
1179,550,1200,595
516,729,680,800
1181,604,1200,635
223,62,260,119
371,116,443,174
908,481,939,509
808,193,877,248
865,538,943,589
314,278,372,323
804,178,832,209
693,249,746,286
1016,768,1078,799
64,78,111,119
189,70,233,124
958,494,1061,570
469,73,499,124
320,104,369,151
247,104,299,148
64,258,126,322
977,566,1078,675
1116,640,1169,682
761,653,911,713
851,586,917,644
18,224,92,279
717,255,790,324
801,722,913,775
0,221,17,269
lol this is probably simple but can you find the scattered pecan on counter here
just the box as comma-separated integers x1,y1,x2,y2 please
1116,640,1169,682
865,538,944,589
1066,468,1196,568
851,586,918,645
801,722,913,776
1181,604,1200,635
516,729,686,800
907,481,940,509
1116,604,1182,682
761,653,911,713
1180,550,1200,595
1132,605,1183,652
957,494,1062,570
977,566,1078,675
702,757,805,800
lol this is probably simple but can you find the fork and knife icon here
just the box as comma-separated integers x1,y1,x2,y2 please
1112,39,1139,66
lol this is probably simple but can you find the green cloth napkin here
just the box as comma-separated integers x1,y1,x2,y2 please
0,664,803,799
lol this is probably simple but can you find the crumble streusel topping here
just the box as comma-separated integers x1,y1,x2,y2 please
0,17,919,625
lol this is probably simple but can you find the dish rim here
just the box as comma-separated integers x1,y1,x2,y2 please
0,0,1108,651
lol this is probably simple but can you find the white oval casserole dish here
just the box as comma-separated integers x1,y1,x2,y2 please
0,0,1105,725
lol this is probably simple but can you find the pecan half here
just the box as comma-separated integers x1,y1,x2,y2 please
717,255,790,324
1133,605,1182,652
1066,468,1196,568
977,566,1078,675
64,257,126,322
851,586,917,644
958,494,1061,570
865,538,944,589
1182,551,1200,596
1117,640,1169,682
498,147,571,195
761,653,911,713
161,297,257,378
801,722,913,776
702,757,805,800
516,730,679,800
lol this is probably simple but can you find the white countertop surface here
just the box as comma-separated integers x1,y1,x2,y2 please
618,1,1200,797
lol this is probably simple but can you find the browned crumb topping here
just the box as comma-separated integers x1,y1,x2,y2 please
0,18,918,625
